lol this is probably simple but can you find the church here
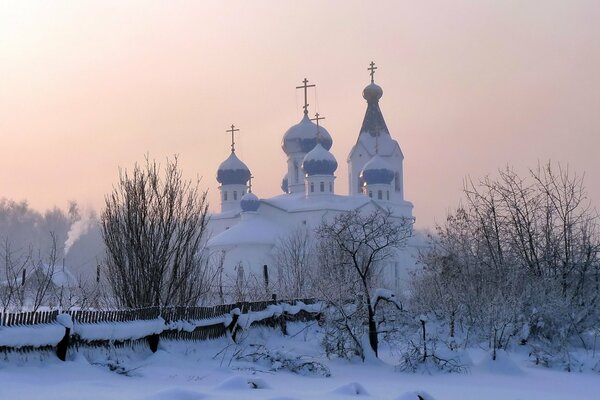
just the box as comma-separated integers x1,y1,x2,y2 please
206,63,416,295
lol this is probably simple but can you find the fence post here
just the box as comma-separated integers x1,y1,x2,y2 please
147,334,160,353
56,313,73,362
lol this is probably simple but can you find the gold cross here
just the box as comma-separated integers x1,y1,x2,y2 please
311,112,325,142
368,61,377,83
296,78,316,115
226,124,239,153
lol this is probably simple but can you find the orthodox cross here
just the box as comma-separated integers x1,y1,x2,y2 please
226,124,239,153
296,78,315,115
311,112,325,142
368,61,377,83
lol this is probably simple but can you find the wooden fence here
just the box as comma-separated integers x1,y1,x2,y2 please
0,298,319,360
0,298,314,327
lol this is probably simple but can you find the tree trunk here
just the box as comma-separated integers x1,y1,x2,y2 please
367,305,378,357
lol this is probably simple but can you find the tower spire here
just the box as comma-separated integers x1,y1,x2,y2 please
226,124,240,153
368,61,377,83
296,78,316,115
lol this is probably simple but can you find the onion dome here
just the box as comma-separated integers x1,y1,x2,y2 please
282,114,333,155
302,143,338,176
216,152,251,185
363,82,383,103
360,155,394,185
281,174,289,193
240,192,260,212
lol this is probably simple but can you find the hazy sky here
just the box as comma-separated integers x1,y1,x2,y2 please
1,1,599,229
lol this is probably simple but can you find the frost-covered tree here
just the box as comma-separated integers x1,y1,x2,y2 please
316,208,413,358
412,162,600,363
101,156,213,308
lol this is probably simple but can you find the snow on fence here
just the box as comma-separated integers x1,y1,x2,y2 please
0,298,321,361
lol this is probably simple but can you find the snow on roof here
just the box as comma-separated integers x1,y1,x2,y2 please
207,214,284,247
0,264,77,288
263,192,372,213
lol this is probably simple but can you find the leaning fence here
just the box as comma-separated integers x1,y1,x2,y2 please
0,298,322,361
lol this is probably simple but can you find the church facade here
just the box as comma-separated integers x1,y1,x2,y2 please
206,65,416,295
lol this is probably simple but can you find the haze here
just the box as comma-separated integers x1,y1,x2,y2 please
1,1,599,229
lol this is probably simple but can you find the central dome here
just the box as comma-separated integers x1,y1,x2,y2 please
282,114,333,155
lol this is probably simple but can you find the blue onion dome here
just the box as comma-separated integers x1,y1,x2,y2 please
240,192,260,212
281,174,289,193
302,143,338,176
363,82,383,103
360,155,394,185
282,114,333,155
216,152,251,185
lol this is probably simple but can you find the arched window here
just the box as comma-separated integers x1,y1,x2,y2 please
377,190,382,200
310,182,314,193
320,182,324,192
223,191,228,201
233,191,238,200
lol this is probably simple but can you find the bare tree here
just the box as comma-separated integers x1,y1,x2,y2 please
101,156,213,308
273,226,315,298
316,208,413,358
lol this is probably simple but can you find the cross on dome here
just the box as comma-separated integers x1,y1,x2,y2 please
296,78,316,115
226,124,240,153
368,61,378,83
311,112,326,142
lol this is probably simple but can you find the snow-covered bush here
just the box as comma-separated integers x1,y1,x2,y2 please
411,163,600,365
237,344,331,377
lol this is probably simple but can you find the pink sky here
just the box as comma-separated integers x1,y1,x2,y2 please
1,1,599,229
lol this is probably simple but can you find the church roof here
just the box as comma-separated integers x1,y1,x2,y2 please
207,213,283,247
359,82,390,139
263,192,372,213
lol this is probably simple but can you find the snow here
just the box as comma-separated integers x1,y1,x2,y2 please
264,192,372,213
56,313,73,329
371,288,402,310
0,323,65,348
1,322,599,399
73,318,166,341
207,214,284,247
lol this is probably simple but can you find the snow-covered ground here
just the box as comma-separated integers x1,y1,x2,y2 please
1,323,599,400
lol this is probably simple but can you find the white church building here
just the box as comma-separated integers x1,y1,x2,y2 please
207,64,416,295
